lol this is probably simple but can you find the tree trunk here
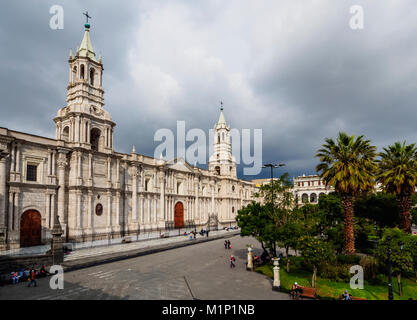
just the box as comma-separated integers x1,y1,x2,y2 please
397,273,402,296
398,194,412,233
261,242,270,259
286,247,290,273
341,194,355,254
312,266,317,288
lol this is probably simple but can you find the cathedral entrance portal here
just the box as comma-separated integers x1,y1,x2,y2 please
174,202,184,228
20,210,42,247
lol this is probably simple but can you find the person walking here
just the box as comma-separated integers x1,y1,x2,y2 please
227,240,231,249
27,268,37,287
230,255,236,268
224,240,228,249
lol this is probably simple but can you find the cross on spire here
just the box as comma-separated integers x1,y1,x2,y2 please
83,11,92,24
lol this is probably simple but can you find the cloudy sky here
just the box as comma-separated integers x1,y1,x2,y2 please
1,0,417,180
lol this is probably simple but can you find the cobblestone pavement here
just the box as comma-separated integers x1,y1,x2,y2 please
0,236,289,300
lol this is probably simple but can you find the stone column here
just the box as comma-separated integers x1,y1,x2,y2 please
106,191,112,228
51,216,64,265
57,150,68,236
0,151,9,248
194,177,199,224
129,165,139,230
158,168,166,229
87,190,93,229
75,115,80,143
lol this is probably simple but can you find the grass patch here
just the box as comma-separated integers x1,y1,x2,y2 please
256,264,417,300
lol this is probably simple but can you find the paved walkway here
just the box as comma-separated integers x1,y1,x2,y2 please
0,235,289,300
64,229,235,262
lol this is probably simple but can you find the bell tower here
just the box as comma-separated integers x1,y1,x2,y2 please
209,103,237,178
54,19,115,154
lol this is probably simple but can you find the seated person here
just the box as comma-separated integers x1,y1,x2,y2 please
341,290,352,300
292,282,304,295
39,265,50,277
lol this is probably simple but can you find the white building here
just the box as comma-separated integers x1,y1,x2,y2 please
293,174,333,205
0,23,256,251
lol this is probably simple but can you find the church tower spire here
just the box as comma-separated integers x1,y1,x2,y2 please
209,103,237,177
54,17,115,154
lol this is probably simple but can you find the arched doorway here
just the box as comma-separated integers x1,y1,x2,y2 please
174,202,184,228
20,210,42,247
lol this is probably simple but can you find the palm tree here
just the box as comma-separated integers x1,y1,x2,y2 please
377,141,417,233
316,132,377,254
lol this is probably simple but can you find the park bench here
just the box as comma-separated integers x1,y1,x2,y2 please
300,287,316,299
290,287,316,299
351,296,367,300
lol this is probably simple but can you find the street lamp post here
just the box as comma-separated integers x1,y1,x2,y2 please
387,236,394,301
262,163,285,207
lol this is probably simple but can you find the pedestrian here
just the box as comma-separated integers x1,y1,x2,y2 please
27,268,37,287
206,230,209,237
227,240,231,249
230,255,236,268
224,240,228,249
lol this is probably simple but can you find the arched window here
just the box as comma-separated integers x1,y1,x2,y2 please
90,68,95,86
72,66,77,83
80,64,85,80
301,193,309,203
215,166,220,175
217,134,220,144
310,193,317,203
90,128,101,151
62,126,70,142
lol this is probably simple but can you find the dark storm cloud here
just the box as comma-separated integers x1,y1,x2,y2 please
1,0,417,180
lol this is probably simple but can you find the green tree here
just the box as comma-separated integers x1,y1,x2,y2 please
236,202,275,258
316,132,377,254
377,141,417,233
298,236,334,288
375,228,413,296
405,234,417,283
354,192,400,228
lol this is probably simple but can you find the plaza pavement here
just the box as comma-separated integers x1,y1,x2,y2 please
0,235,290,300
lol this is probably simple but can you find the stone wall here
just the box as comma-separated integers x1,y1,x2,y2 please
0,254,54,274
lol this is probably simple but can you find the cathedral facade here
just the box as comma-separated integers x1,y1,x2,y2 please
0,23,256,251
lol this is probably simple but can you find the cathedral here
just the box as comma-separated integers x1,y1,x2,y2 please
0,23,256,251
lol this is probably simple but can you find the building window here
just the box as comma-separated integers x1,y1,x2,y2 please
145,179,150,192
27,164,38,182
95,203,103,216
80,64,85,79
232,186,235,192
90,68,95,86
232,207,235,213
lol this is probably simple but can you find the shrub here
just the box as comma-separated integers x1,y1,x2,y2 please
359,256,378,281
336,254,361,265
318,262,350,282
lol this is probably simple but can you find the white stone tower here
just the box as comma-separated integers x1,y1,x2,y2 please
209,103,237,177
54,21,115,154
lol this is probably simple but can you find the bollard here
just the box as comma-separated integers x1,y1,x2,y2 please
272,258,280,291
247,246,253,271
